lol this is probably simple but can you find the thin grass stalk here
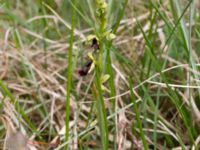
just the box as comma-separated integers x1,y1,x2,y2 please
65,0,77,149
174,0,197,145
129,78,149,150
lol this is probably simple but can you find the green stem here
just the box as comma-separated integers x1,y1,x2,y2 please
95,66,109,149
94,1,109,148
106,1,128,149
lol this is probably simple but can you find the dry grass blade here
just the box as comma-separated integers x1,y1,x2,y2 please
1,115,29,150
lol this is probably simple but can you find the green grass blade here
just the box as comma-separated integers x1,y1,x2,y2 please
129,78,149,150
65,0,77,149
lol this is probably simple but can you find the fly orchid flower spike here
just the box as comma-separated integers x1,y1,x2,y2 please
96,0,108,32
96,0,108,18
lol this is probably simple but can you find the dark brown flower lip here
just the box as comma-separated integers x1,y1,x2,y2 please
91,38,99,50
78,69,89,76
